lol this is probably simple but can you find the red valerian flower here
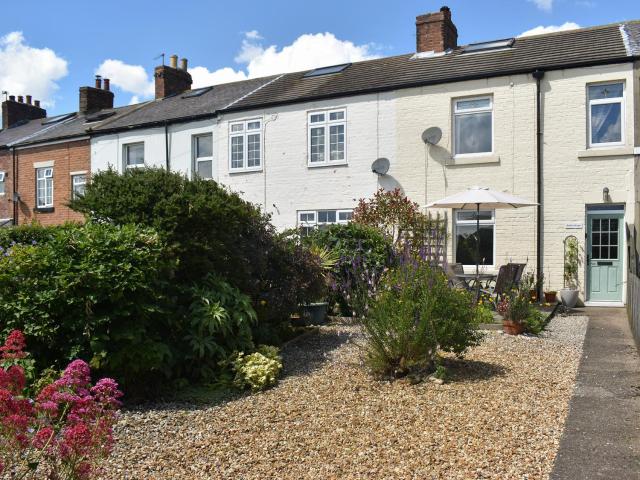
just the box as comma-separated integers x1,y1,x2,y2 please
0,330,27,360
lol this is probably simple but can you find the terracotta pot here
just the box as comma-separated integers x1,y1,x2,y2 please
544,291,557,303
529,289,538,302
503,319,525,335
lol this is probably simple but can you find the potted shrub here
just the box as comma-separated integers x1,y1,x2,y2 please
560,236,580,308
543,275,557,304
301,244,339,325
497,287,531,335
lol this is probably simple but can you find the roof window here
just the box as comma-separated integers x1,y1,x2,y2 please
42,113,75,125
303,63,351,78
462,38,515,54
182,87,213,98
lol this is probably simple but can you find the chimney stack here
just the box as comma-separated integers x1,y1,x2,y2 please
416,5,458,53
2,94,46,129
154,53,192,99
103,78,110,91
79,75,114,114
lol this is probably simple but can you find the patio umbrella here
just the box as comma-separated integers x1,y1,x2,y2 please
425,186,538,296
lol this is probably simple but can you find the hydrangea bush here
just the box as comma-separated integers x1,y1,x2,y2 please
0,330,122,479
231,345,283,392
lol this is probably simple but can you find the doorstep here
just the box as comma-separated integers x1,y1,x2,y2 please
583,301,625,307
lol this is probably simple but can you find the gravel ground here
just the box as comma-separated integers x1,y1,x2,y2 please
101,315,589,480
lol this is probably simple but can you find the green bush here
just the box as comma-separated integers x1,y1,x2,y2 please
363,259,483,378
231,345,283,392
0,222,61,248
0,222,176,389
70,168,324,337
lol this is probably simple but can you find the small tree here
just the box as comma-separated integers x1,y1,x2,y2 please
564,236,581,290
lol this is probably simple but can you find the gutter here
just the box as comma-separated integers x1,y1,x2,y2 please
533,69,545,299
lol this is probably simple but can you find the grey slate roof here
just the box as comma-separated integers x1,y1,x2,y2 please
0,118,52,148
228,22,638,111
7,20,640,146
90,76,278,132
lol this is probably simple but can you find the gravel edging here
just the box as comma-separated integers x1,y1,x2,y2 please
101,315,589,480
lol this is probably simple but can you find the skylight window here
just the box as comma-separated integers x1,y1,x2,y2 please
42,113,75,125
182,87,213,98
462,38,515,54
85,111,115,123
304,63,351,78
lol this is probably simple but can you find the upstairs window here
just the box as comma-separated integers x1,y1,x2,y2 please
308,109,346,166
229,119,262,172
36,167,54,208
588,82,624,147
193,133,214,179
453,97,493,156
124,142,144,169
0,171,5,195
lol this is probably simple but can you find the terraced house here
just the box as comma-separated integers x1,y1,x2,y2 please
2,6,640,305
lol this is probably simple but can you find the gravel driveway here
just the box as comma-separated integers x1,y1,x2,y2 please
102,315,588,480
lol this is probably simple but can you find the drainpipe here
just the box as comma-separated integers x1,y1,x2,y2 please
533,69,545,299
11,146,17,225
164,121,170,170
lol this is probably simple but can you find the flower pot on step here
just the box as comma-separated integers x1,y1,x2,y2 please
559,289,579,308
502,319,525,335
544,291,557,303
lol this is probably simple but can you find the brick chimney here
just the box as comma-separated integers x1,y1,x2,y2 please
416,5,458,53
2,95,46,129
154,55,192,99
79,75,114,114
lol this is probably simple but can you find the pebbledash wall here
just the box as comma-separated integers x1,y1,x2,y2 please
91,62,637,303
14,140,88,225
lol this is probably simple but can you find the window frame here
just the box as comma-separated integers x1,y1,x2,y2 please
36,167,54,209
297,208,353,235
71,173,87,200
0,171,5,195
123,142,145,170
452,95,494,158
228,118,263,173
587,81,625,148
192,133,214,180
307,108,347,167
453,209,496,268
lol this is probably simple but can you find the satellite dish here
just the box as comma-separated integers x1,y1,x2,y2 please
371,157,390,175
422,127,442,145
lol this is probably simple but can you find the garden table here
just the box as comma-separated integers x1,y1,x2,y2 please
455,272,497,290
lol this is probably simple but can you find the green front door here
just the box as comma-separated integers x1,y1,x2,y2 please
586,209,624,302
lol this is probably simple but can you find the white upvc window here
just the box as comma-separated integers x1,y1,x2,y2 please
454,209,495,267
453,96,493,156
124,142,145,169
0,171,5,195
297,208,352,235
36,167,54,208
588,82,625,147
71,174,87,200
308,109,347,166
229,119,262,172
193,133,214,179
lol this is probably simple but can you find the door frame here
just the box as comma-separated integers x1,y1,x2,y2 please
585,204,626,303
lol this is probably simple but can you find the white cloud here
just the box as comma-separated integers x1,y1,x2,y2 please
98,31,378,103
0,31,68,108
96,59,155,98
528,0,553,11
519,21,581,37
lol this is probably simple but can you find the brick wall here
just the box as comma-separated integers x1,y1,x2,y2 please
0,149,12,222
15,139,89,225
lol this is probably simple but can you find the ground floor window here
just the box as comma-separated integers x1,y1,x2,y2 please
298,209,353,236
454,209,495,266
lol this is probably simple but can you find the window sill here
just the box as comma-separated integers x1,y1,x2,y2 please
34,207,54,214
446,155,500,166
229,167,263,174
578,147,634,159
307,161,348,169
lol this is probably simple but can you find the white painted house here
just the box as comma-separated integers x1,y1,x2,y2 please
89,8,640,305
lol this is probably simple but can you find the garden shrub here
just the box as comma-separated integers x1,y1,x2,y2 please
0,222,60,248
231,345,283,392
0,222,176,390
363,258,483,378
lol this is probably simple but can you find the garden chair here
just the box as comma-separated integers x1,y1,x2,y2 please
510,263,527,286
444,263,471,291
481,264,518,303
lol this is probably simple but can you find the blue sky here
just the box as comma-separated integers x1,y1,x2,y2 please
0,0,638,115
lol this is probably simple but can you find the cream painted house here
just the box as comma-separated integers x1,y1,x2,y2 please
87,8,640,305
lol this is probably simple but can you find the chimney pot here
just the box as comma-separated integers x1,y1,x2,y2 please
180,58,188,71
9,95,15,102
103,78,110,91
17,96,23,103
26,95,32,105
34,100,40,107
169,55,178,69
95,75,102,89
415,6,458,53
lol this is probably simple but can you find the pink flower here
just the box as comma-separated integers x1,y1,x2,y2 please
0,330,27,360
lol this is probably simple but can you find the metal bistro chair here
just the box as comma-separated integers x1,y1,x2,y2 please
445,263,472,291
510,263,527,286
481,264,519,303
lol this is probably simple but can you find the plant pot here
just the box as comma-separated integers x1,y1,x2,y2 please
544,291,557,303
502,319,525,335
529,289,538,302
560,289,579,308
302,302,329,325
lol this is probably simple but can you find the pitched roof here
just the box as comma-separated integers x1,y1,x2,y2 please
227,22,638,112
90,76,278,132
0,118,52,148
